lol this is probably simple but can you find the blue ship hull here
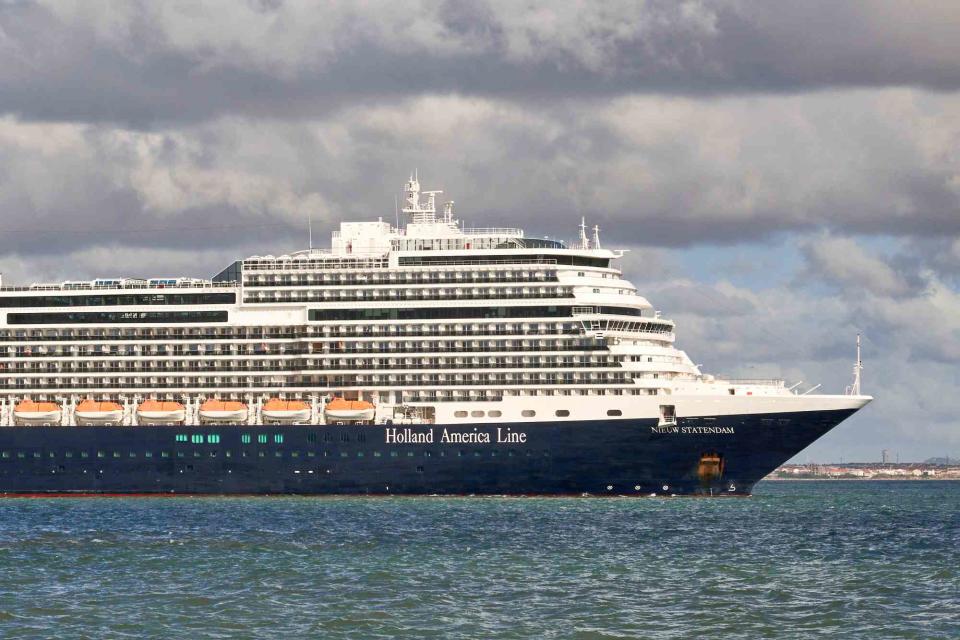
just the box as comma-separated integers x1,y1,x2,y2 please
0,409,855,496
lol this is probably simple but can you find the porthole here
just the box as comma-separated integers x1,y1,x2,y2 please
470,410,484,418
521,410,536,417
555,409,570,417
607,409,623,417
454,411,468,418
488,410,502,418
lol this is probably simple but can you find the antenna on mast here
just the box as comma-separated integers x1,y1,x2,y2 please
579,217,590,249
847,333,863,395
592,224,601,249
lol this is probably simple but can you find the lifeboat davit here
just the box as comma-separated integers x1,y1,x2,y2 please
199,400,248,423
13,400,62,425
137,400,186,424
324,397,375,422
262,398,311,423
75,400,124,425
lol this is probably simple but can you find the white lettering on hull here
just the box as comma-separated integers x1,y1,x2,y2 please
385,426,528,444
651,425,735,435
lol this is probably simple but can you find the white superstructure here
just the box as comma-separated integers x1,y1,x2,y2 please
0,175,870,426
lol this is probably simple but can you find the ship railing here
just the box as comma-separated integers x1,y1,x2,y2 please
460,227,524,236
398,257,559,267
720,378,785,386
243,257,389,271
0,281,237,293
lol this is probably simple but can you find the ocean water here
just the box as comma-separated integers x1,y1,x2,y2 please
0,482,956,639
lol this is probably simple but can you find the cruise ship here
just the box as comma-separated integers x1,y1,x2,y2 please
0,176,871,495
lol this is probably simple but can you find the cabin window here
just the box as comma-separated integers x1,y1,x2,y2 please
161,452,170,458
607,409,622,417
521,410,536,417
258,434,268,444
307,434,317,443
1,451,8,459
207,434,220,444
175,434,188,443
191,435,203,444
454,411,468,418
241,434,251,444
555,409,570,417
471,410,484,418
274,434,284,444
488,410,502,418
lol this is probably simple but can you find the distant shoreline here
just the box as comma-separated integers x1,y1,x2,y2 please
764,477,960,482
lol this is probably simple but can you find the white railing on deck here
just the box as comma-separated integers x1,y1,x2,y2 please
0,281,237,293
461,227,524,236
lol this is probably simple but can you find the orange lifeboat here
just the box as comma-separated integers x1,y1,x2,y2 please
75,399,124,425
262,398,311,423
324,397,375,422
13,400,62,425
199,399,248,423
137,400,186,425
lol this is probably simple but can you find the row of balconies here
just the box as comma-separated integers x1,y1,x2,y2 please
243,287,573,304
243,270,559,287
1,345,613,361
5,360,624,376
1,373,631,390
242,258,389,271
2,337,607,357
0,322,586,342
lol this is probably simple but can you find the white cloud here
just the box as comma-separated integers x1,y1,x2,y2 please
802,235,915,298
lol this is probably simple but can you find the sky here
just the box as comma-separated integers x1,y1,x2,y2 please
0,0,958,462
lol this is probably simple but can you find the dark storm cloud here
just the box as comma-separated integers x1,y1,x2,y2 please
2,1,960,126
1,86,957,259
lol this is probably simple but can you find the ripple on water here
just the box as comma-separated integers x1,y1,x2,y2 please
0,482,957,639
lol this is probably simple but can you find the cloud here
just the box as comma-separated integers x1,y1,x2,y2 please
2,89,959,260
801,235,919,298
2,1,960,127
